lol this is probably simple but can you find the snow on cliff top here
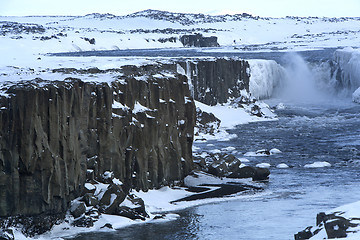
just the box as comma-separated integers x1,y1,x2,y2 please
1,10,360,88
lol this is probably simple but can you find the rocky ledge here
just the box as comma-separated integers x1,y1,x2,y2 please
0,57,268,237
295,211,360,239
0,65,195,236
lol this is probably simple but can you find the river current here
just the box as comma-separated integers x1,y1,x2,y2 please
66,49,360,240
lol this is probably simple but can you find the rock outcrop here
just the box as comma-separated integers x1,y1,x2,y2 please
177,58,251,106
295,211,360,239
180,33,220,47
0,65,195,218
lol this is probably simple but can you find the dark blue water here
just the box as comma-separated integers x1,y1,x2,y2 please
51,47,336,64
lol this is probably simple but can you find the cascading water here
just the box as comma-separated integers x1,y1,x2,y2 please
277,53,328,102
247,50,358,103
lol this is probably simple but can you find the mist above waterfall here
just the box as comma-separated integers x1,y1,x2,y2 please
281,53,318,100
275,52,332,102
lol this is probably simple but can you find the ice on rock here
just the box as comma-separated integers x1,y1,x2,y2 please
270,148,282,154
333,48,360,92
248,59,286,99
276,163,289,169
352,87,360,103
256,163,271,168
304,161,331,168
276,103,286,110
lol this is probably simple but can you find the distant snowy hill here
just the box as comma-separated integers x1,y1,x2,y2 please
1,9,360,56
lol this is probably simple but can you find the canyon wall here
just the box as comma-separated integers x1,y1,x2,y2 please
0,66,195,217
0,58,251,218
178,58,250,105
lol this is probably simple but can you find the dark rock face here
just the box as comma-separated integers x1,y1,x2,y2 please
0,229,14,240
178,59,250,106
195,107,221,137
294,226,313,240
0,66,195,218
295,211,360,240
0,21,46,36
180,33,220,47
0,213,65,237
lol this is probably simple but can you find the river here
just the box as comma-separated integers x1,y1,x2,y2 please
65,49,360,240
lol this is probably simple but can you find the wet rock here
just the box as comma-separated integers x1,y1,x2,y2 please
70,201,86,219
153,214,166,220
294,226,313,240
228,166,255,178
100,223,113,229
228,166,270,181
199,153,242,178
252,167,270,181
256,149,271,155
324,217,349,238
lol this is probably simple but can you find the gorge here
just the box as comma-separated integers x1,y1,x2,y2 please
1,10,360,239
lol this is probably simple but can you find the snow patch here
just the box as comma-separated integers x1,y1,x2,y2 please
304,161,331,168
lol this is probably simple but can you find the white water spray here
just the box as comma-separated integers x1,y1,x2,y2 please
280,53,327,102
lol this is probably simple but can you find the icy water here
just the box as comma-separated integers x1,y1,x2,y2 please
64,49,360,239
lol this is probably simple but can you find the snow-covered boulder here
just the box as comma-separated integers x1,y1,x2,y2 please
352,87,360,103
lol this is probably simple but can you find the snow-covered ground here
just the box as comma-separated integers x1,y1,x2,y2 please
1,9,360,83
11,172,265,240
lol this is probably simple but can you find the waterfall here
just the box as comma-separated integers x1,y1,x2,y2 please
248,59,286,99
280,52,326,101
248,53,335,102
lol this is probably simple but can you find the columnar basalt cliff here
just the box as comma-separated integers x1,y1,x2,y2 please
177,59,251,105
0,65,195,218
0,58,254,235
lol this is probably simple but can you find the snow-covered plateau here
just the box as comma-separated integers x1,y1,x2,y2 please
1,9,360,240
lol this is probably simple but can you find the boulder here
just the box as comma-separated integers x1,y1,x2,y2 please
324,217,349,239
228,166,255,178
253,167,270,181
100,223,113,229
228,166,270,181
117,206,147,221
116,194,149,220
0,229,14,240
294,226,313,240
82,193,99,207
98,183,126,214
70,201,86,219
